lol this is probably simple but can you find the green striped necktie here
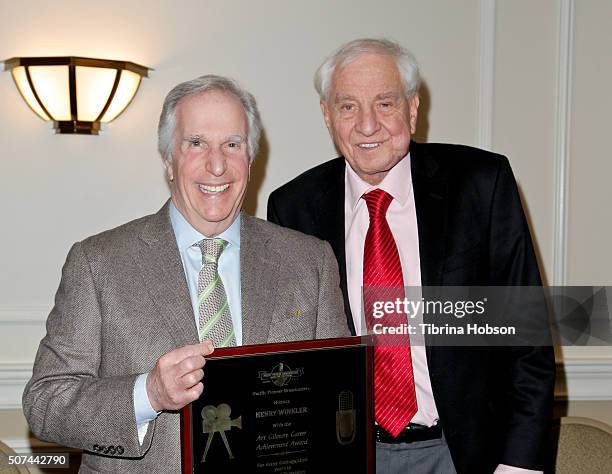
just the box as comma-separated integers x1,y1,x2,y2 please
196,238,236,347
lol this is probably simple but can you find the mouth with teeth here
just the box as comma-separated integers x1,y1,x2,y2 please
199,183,230,194
357,142,382,150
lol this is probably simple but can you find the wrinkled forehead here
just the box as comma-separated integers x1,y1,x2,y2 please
175,90,248,136
330,53,403,98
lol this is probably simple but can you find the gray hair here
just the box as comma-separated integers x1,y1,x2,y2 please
314,38,420,101
158,74,262,163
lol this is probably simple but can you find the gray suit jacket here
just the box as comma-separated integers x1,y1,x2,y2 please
22,203,349,473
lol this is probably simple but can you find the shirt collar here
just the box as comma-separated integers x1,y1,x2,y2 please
169,201,241,251
345,152,413,212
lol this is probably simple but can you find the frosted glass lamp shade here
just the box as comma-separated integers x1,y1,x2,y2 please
4,57,149,134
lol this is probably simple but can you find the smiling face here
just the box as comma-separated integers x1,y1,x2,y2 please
164,90,250,236
321,53,419,185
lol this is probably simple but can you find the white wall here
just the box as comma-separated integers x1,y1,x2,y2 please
0,0,610,452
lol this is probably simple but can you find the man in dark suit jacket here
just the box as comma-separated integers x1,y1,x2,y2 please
268,38,555,474
23,75,349,473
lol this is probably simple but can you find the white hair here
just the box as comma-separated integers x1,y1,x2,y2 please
314,38,420,101
158,74,262,163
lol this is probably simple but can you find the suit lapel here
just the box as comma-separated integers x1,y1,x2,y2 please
411,143,449,287
315,160,356,335
240,213,282,344
317,163,345,266
410,143,449,366
134,202,198,347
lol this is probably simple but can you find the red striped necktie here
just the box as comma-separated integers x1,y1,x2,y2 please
363,188,417,437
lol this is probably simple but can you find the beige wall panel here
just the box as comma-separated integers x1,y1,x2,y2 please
493,0,557,283
568,0,612,285
0,326,46,363
560,0,612,369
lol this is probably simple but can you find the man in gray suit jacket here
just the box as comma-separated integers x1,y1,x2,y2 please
23,75,349,473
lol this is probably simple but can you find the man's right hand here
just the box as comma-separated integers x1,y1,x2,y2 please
146,341,214,412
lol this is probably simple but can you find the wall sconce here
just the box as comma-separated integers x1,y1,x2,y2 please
3,56,150,134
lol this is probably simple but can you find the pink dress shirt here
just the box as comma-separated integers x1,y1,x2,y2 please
344,153,439,427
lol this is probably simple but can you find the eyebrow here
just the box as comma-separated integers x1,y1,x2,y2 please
334,93,356,103
333,91,401,103
184,134,205,141
375,92,400,100
226,134,246,142
183,134,246,142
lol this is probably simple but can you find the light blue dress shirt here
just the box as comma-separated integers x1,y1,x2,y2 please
133,202,243,440
168,202,243,340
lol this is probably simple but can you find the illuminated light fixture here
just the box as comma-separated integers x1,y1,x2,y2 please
3,56,150,134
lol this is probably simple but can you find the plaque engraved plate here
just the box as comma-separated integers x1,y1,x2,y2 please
181,337,373,473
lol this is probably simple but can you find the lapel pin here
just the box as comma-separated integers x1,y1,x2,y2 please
292,309,301,317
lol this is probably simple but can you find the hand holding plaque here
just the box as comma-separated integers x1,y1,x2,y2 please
147,341,214,412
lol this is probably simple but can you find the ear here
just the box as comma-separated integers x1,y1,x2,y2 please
320,100,333,131
408,95,420,134
163,159,174,182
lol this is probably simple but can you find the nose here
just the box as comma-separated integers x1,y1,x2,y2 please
206,147,227,176
355,105,380,136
